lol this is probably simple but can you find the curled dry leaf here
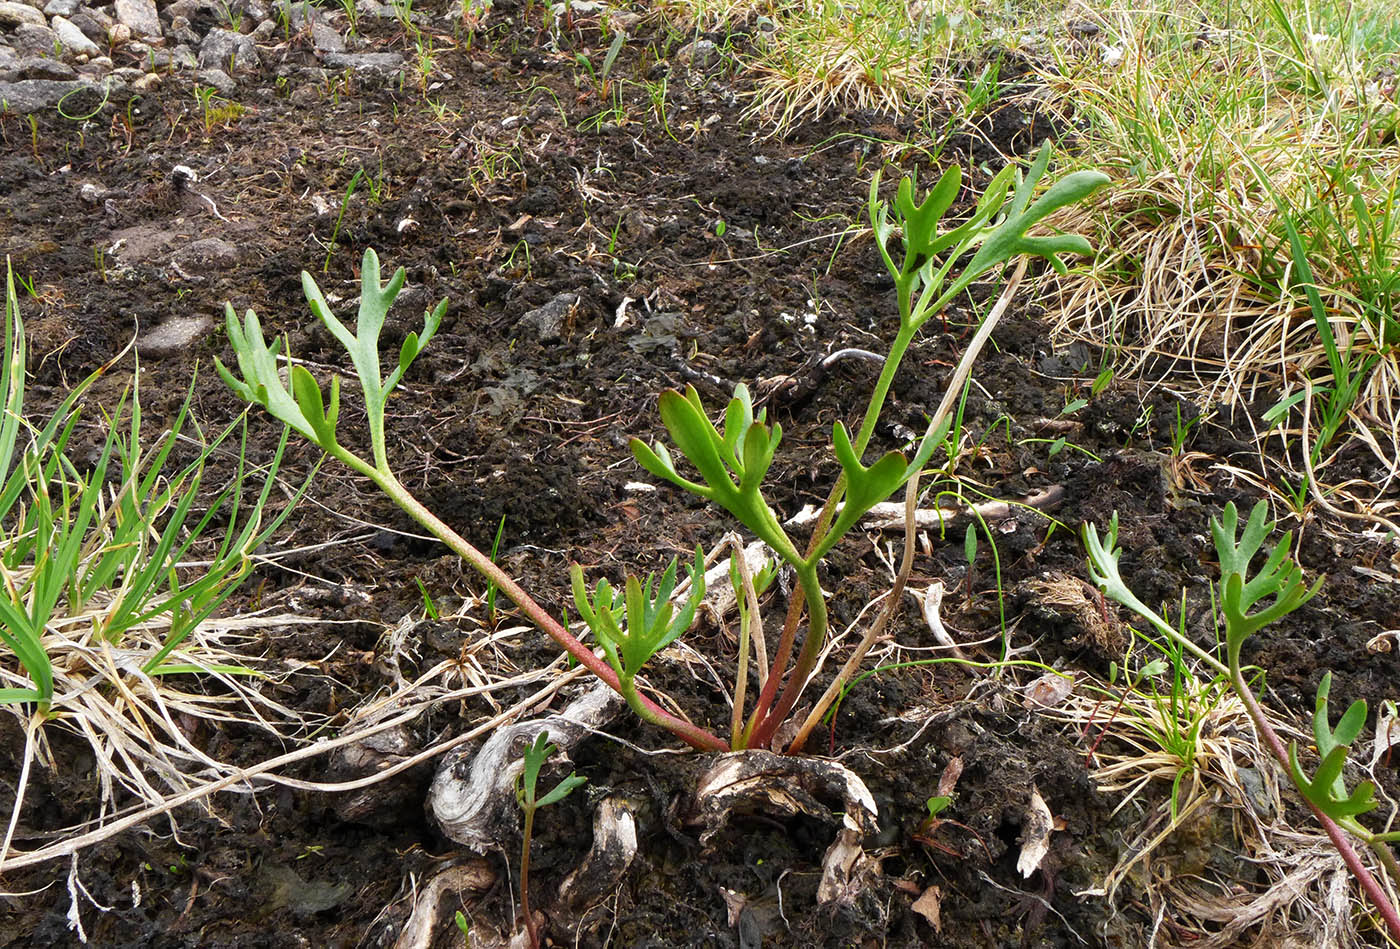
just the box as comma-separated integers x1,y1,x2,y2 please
689,750,879,906
1023,670,1075,709
911,885,943,933
427,684,622,851
391,860,495,949
1366,628,1400,653
937,756,964,798
1371,702,1400,769
918,581,965,659
1016,785,1054,879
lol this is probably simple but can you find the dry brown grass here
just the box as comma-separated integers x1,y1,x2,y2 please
1033,0,1400,519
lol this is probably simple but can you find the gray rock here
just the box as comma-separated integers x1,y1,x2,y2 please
107,224,180,263
310,20,342,51
282,0,313,29
163,0,208,19
68,8,112,43
42,0,79,14
0,46,20,81
0,2,46,27
78,181,111,202
137,314,213,357
518,293,579,343
169,44,196,68
198,27,258,72
0,77,93,112
195,66,234,93
323,51,402,74
353,0,424,23
113,0,160,39
675,39,718,69
107,21,130,44
166,15,199,45
17,55,76,79
52,15,100,58
110,65,143,81
11,23,58,56
171,237,238,273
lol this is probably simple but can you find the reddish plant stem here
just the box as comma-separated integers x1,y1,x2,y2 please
382,470,728,752
742,587,807,747
520,804,539,949
1234,672,1400,940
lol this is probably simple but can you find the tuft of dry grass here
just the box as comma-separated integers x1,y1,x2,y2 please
1033,0,1400,514
1045,656,1400,947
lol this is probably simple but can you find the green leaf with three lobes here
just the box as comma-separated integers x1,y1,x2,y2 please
216,307,318,443
1210,501,1321,642
217,247,445,457
518,732,587,809
814,412,952,561
1288,672,1377,820
1291,742,1378,820
961,143,1110,281
894,164,962,272
571,548,706,681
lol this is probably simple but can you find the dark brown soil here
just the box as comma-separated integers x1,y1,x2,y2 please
3,3,1399,947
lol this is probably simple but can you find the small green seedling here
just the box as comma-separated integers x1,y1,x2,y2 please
415,577,439,621
516,733,586,949
962,523,977,598
485,514,506,622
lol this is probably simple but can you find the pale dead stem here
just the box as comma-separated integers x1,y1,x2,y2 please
0,653,589,875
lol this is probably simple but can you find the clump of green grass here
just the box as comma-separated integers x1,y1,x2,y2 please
0,261,305,864
1036,0,1400,512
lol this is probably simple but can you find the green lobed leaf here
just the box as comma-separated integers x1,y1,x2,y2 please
535,772,587,808
896,164,961,267
658,387,733,492
386,297,447,393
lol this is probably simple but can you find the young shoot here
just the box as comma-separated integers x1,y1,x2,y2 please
516,732,586,949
